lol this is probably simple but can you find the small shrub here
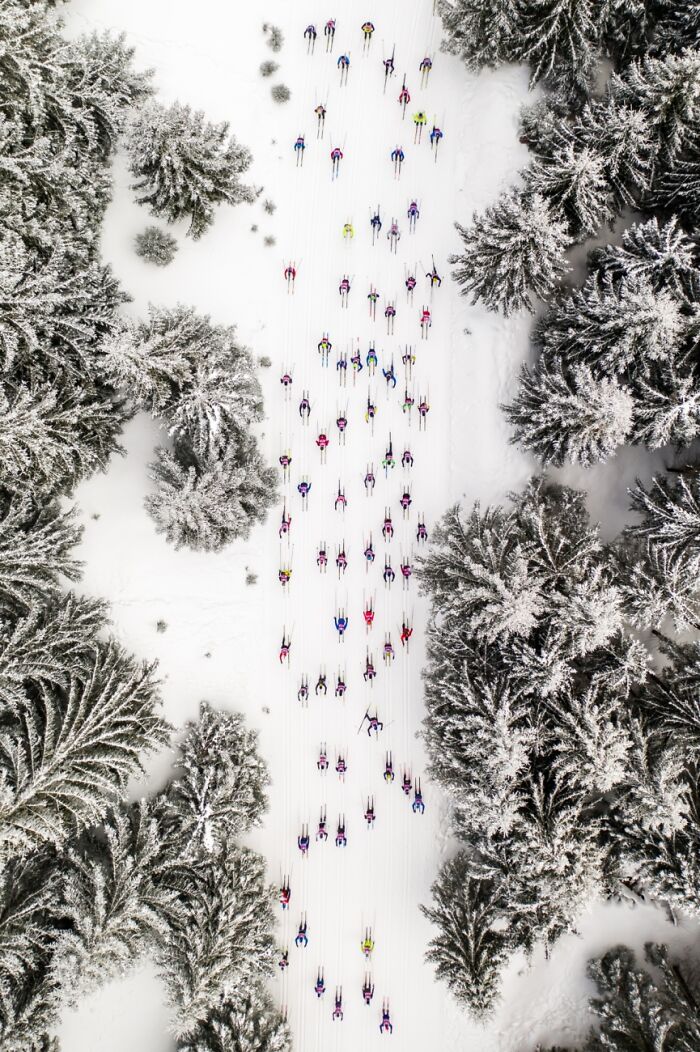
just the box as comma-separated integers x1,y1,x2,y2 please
251,224,259,232
260,60,278,77
246,571,258,586
266,25,283,52
271,84,290,104
156,619,168,633
264,235,276,247
134,225,178,266
258,355,272,368
262,199,276,215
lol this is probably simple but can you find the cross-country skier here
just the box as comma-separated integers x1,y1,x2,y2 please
401,448,413,468
402,388,415,415
336,815,347,846
383,635,395,664
367,344,378,373
284,263,296,291
420,55,433,84
317,807,328,839
364,711,384,737
416,518,428,542
405,271,417,301
297,477,311,508
420,306,431,339
382,510,394,540
337,53,350,85
391,146,405,177
315,103,326,137
298,676,309,703
361,929,375,957
294,134,306,166
365,394,377,428
383,46,395,92
400,489,412,515
385,301,396,335
279,632,291,664
364,466,376,493
370,208,382,243
382,360,397,390
400,620,413,647
334,611,349,638
335,673,346,698
402,345,416,371
277,504,290,538
317,543,328,572
318,332,332,363
429,123,443,156
364,601,375,630
336,544,348,576
315,970,326,997
364,797,376,827
316,671,327,696
336,752,347,777
324,18,336,50
342,221,354,239
316,431,329,462
418,394,430,429
279,949,289,970
413,110,427,142
426,261,442,287
337,350,348,383
335,483,347,511
398,80,410,115
332,988,344,1020
384,751,395,782
364,537,375,565
363,654,377,682
299,391,311,421
400,559,412,588
383,557,395,586
350,347,363,374
298,827,310,856
330,146,344,179
363,975,375,1004
339,275,351,304
368,287,379,320
336,410,348,441
380,1002,393,1034
295,915,309,945
402,769,412,795
278,565,292,587
280,879,291,909
361,21,375,47
280,370,293,392
382,437,395,473
278,450,292,480
412,778,425,813
304,24,317,49
387,219,400,253
318,744,329,771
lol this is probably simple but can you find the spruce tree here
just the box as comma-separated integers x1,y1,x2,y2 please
0,495,82,618
524,141,614,239
128,102,255,239
519,0,604,97
437,0,523,70
590,217,699,299
178,991,291,1052
450,191,570,315
628,474,700,574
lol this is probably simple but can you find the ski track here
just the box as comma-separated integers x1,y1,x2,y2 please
55,2,692,1051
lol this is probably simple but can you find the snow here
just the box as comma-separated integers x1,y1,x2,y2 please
55,0,698,1050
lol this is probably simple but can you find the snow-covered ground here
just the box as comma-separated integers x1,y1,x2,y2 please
56,1,696,1050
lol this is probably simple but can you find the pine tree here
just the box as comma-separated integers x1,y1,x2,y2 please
630,364,700,449
178,990,291,1052
617,537,700,632
524,141,614,239
159,845,276,1038
450,191,570,316
0,494,82,618
654,134,700,229
134,225,178,266
128,102,255,239
547,683,631,796
0,641,168,860
628,473,700,574
50,802,175,1001
590,217,700,300
519,0,604,97
652,3,700,53
421,854,509,1019
504,358,634,467
582,99,653,208
437,0,523,70
145,433,277,553
161,702,269,856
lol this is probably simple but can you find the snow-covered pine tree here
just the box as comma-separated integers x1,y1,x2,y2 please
160,702,269,856
437,0,523,70
628,473,700,575
524,140,614,239
158,845,276,1038
450,191,570,315
519,0,604,97
50,802,176,1001
503,358,634,467
617,535,700,632
421,853,509,1020
178,990,292,1052
584,99,653,208
654,133,700,230
0,641,168,861
128,102,255,239
135,225,178,266
652,2,700,53
630,364,700,449
145,432,277,552
589,217,700,299
547,683,632,796
0,494,82,618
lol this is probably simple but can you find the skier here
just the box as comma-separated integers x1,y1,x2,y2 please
294,134,306,166
324,18,336,51
426,260,442,287
364,797,376,827
370,207,382,244
405,271,417,302
400,620,413,647
365,394,377,429
317,543,328,572
391,145,405,178
332,988,344,1021
315,970,326,998
420,306,431,339
384,300,396,335
361,21,375,50
382,359,397,391
315,102,326,138
402,388,415,415
298,827,310,855
363,654,377,682
420,54,433,85
295,915,309,946
279,949,289,970
399,489,412,516
407,199,420,231
334,611,349,639
382,510,394,540
337,52,350,85
363,711,384,737
297,477,311,508
335,482,347,511
280,879,291,909
284,262,297,291
364,465,376,493
402,345,416,373
364,537,375,566
336,752,347,778
336,410,348,442
336,544,348,576
398,78,410,116
299,390,311,422
416,518,428,542
336,350,348,383
350,347,363,375
298,676,309,704
383,47,395,87
412,778,425,814
361,929,375,957
280,369,293,393
402,768,412,795
339,274,351,306
380,1002,393,1034
330,145,344,179
277,509,290,542
418,394,430,429
278,565,292,588
363,975,375,1004
400,558,412,588
367,341,378,370
316,431,329,462
318,332,332,364
401,448,413,468
315,671,327,696
382,437,395,473
383,635,395,664
413,110,427,143
364,601,375,630
368,286,380,320
317,807,328,839
387,218,400,253
304,24,317,51
279,632,291,664
317,744,329,771
429,122,443,158
342,221,354,239
335,672,347,698
383,558,395,586
279,450,292,480
384,751,395,782
335,815,347,847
